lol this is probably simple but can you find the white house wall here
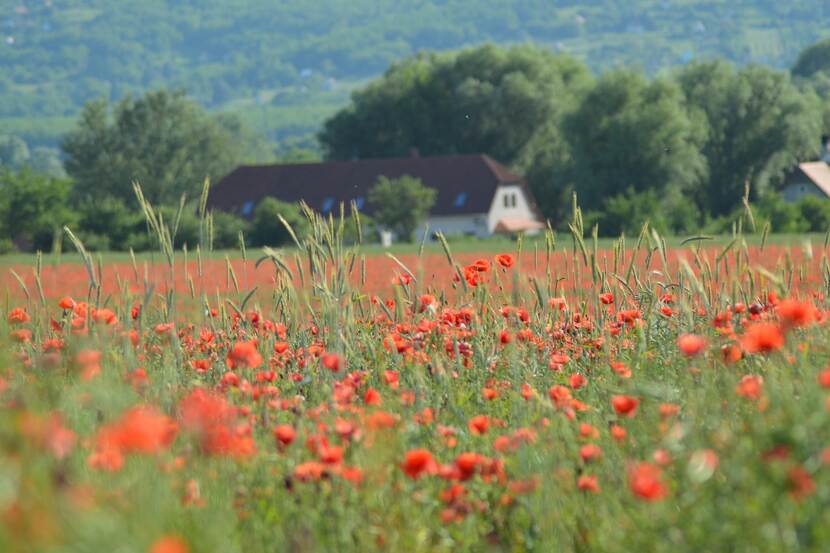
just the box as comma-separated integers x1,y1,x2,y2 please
486,185,538,232
782,181,827,203
416,214,490,239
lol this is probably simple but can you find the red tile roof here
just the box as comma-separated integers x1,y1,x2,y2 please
207,154,539,218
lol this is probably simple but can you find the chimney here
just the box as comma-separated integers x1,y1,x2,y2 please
822,135,830,164
409,147,420,158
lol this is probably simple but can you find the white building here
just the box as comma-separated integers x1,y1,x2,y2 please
209,154,545,239
782,136,830,203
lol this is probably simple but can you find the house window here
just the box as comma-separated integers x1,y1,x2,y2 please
511,193,517,207
353,196,365,210
454,192,467,207
241,201,255,217
321,197,335,213
503,193,517,208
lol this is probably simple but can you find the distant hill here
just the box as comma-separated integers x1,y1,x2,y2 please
2,0,829,149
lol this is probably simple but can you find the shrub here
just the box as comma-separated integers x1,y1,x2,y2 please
249,197,308,247
0,168,77,252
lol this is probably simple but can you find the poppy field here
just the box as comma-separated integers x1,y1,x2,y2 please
3,204,830,552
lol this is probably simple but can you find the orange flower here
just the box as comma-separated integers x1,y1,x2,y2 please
776,299,816,329
735,374,763,400
628,462,667,501
495,254,514,268
321,352,344,372
788,465,815,501
611,395,639,417
402,449,436,479
149,535,189,553
468,415,489,435
740,322,784,354
273,425,296,447
8,307,29,325
577,474,600,493
97,405,178,455
677,334,706,357
226,340,263,369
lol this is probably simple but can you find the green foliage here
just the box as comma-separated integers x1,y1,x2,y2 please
0,168,76,251
792,39,830,79
565,71,707,217
0,135,64,177
3,1,830,149
63,90,247,206
752,192,830,234
249,197,308,247
320,45,590,164
368,175,436,242
676,61,819,215
211,211,251,250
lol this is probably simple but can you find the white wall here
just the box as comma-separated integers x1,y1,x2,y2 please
415,214,490,239
782,181,826,203
486,185,539,232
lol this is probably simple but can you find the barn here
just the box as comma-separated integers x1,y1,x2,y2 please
207,154,545,239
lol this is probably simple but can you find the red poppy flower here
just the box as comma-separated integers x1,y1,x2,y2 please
577,474,600,493
740,322,784,354
468,415,490,435
495,254,514,268
150,536,189,553
735,374,763,400
273,425,296,447
628,462,667,501
402,449,436,479
599,292,614,305
677,334,706,357
321,352,344,372
611,395,639,417
776,299,816,329
226,340,263,369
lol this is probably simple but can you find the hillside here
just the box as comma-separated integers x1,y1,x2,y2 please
2,0,829,149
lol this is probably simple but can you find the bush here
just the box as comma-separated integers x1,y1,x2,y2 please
0,168,77,252
797,195,830,232
249,198,308,247
754,192,810,234
211,210,251,250
75,196,144,251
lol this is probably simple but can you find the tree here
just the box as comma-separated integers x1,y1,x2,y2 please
368,175,436,242
0,168,77,251
0,135,30,169
249,197,308,247
63,90,252,206
676,61,819,215
320,45,591,225
792,39,830,80
564,70,707,218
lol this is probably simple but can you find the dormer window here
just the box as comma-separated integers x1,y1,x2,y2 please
454,192,467,208
321,197,335,213
503,193,517,208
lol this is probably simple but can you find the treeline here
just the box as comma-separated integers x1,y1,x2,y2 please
4,41,830,252
0,91,288,254
321,42,830,236
3,1,829,149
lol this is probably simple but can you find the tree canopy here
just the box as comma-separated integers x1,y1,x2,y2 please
368,176,436,242
63,90,247,206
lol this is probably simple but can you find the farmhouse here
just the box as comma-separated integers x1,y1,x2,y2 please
782,135,830,203
207,154,545,238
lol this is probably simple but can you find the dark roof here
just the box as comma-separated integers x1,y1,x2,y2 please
207,154,537,218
